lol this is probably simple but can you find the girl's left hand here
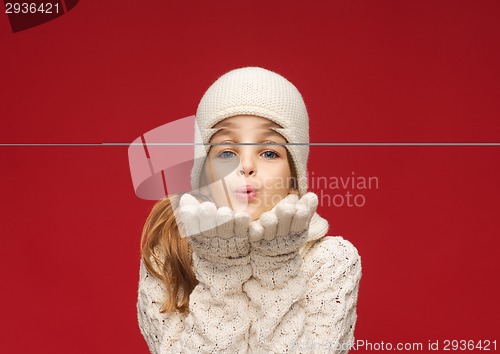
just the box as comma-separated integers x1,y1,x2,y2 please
248,192,318,257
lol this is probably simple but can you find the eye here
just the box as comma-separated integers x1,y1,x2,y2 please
261,150,280,159
216,150,237,159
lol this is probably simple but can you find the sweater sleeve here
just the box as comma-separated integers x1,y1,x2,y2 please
300,236,362,353
137,253,252,354
137,257,184,354
242,236,362,353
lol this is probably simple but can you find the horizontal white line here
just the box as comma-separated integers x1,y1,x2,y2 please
0,142,499,147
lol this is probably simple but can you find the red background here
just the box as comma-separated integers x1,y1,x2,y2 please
1,1,499,353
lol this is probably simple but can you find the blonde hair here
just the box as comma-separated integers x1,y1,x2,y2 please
139,194,197,314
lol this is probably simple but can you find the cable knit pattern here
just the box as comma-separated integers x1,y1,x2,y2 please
243,236,361,353
137,251,251,354
300,237,361,353
137,255,174,354
171,254,251,353
137,212,362,353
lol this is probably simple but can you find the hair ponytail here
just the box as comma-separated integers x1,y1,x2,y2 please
139,194,198,314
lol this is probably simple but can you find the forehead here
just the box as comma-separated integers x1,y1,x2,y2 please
210,115,286,142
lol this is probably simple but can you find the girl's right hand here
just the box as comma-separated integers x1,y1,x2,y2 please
178,193,252,264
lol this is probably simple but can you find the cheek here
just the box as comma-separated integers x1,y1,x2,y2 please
257,160,291,178
273,162,292,181
207,180,230,207
260,162,293,191
202,164,222,199
212,161,241,180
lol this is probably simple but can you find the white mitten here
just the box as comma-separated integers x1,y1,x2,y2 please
178,193,251,265
249,192,318,258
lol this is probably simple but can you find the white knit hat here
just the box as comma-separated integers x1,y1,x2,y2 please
191,66,310,197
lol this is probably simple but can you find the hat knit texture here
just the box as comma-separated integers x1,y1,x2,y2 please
191,66,310,197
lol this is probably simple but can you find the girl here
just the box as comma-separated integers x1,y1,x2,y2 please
137,67,362,353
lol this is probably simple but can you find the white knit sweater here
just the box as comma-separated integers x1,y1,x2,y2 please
137,213,362,353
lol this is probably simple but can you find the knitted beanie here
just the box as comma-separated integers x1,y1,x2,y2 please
191,66,310,197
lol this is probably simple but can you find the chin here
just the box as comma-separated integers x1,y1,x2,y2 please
249,210,262,221
228,196,269,219
235,204,261,220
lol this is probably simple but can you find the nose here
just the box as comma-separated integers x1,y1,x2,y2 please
238,152,255,176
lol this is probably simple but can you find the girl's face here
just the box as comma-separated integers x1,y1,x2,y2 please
201,115,296,220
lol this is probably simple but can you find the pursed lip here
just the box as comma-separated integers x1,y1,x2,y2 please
235,185,257,194
234,185,258,201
